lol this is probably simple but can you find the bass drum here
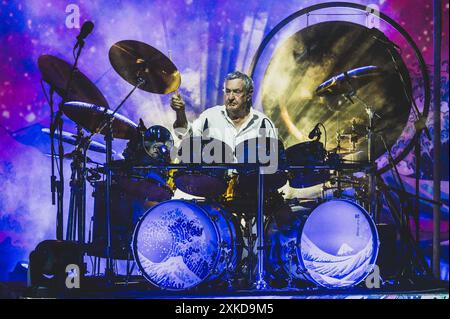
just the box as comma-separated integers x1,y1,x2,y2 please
266,199,379,289
132,200,242,290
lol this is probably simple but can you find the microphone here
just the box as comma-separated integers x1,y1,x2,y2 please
74,21,94,48
308,123,321,140
77,21,94,41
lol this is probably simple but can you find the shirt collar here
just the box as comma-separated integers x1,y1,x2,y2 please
221,105,258,132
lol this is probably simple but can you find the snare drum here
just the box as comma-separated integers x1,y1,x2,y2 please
266,199,379,288
132,200,242,290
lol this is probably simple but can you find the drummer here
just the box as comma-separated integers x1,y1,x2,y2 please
170,71,277,150
170,71,294,226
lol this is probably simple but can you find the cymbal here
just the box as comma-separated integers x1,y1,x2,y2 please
316,65,384,96
41,128,111,154
38,55,109,107
44,152,98,164
63,101,138,139
109,40,181,94
260,21,412,170
328,149,363,157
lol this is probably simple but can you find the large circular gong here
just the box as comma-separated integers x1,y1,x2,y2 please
261,21,412,170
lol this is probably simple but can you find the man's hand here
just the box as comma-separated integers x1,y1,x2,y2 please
171,92,188,130
170,92,185,112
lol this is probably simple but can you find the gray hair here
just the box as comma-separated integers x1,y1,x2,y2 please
224,71,254,95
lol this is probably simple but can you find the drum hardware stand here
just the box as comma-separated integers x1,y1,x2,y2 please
381,37,432,245
49,30,89,241
335,133,344,198
224,250,234,290
376,133,436,282
125,252,136,285
376,179,434,282
287,246,295,288
241,215,256,286
255,169,269,290
80,75,146,284
343,77,380,217
66,125,87,244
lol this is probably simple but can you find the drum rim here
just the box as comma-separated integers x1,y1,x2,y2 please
173,172,229,198
296,199,380,289
131,199,224,291
199,202,243,282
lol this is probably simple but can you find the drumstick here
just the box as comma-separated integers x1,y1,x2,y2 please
168,49,180,97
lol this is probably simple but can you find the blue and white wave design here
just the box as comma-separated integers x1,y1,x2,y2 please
301,234,375,288
136,204,218,290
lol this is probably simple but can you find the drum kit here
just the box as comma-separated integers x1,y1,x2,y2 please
36,34,395,292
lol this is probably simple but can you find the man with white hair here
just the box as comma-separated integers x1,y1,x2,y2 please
170,70,277,148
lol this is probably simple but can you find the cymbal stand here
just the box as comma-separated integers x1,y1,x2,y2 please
50,30,88,240
377,178,434,281
79,76,146,283
255,168,268,290
382,39,432,244
334,132,344,198
346,92,380,217
66,126,87,244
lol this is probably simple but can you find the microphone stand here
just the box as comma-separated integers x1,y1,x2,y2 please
48,87,57,207
50,35,87,241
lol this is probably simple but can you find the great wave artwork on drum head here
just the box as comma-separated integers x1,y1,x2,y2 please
298,200,379,288
133,200,220,290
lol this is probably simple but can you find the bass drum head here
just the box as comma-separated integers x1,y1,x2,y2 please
298,199,379,288
132,200,221,290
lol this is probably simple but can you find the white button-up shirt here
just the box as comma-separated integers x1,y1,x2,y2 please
171,106,280,199
174,105,278,152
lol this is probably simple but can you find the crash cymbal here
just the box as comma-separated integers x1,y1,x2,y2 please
260,21,412,171
109,40,181,94
316,65,384,96
38,55,109,107
41,128,111,154
63,101,138,139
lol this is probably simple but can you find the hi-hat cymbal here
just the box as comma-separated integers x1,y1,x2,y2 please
109,40,181,94
41,128,111,154
38,55,109,107
63,101,138,139
260,21,412,171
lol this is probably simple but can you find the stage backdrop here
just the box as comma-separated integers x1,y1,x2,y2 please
0,0,448,281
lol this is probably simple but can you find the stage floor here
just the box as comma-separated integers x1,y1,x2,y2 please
4,277,448,300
